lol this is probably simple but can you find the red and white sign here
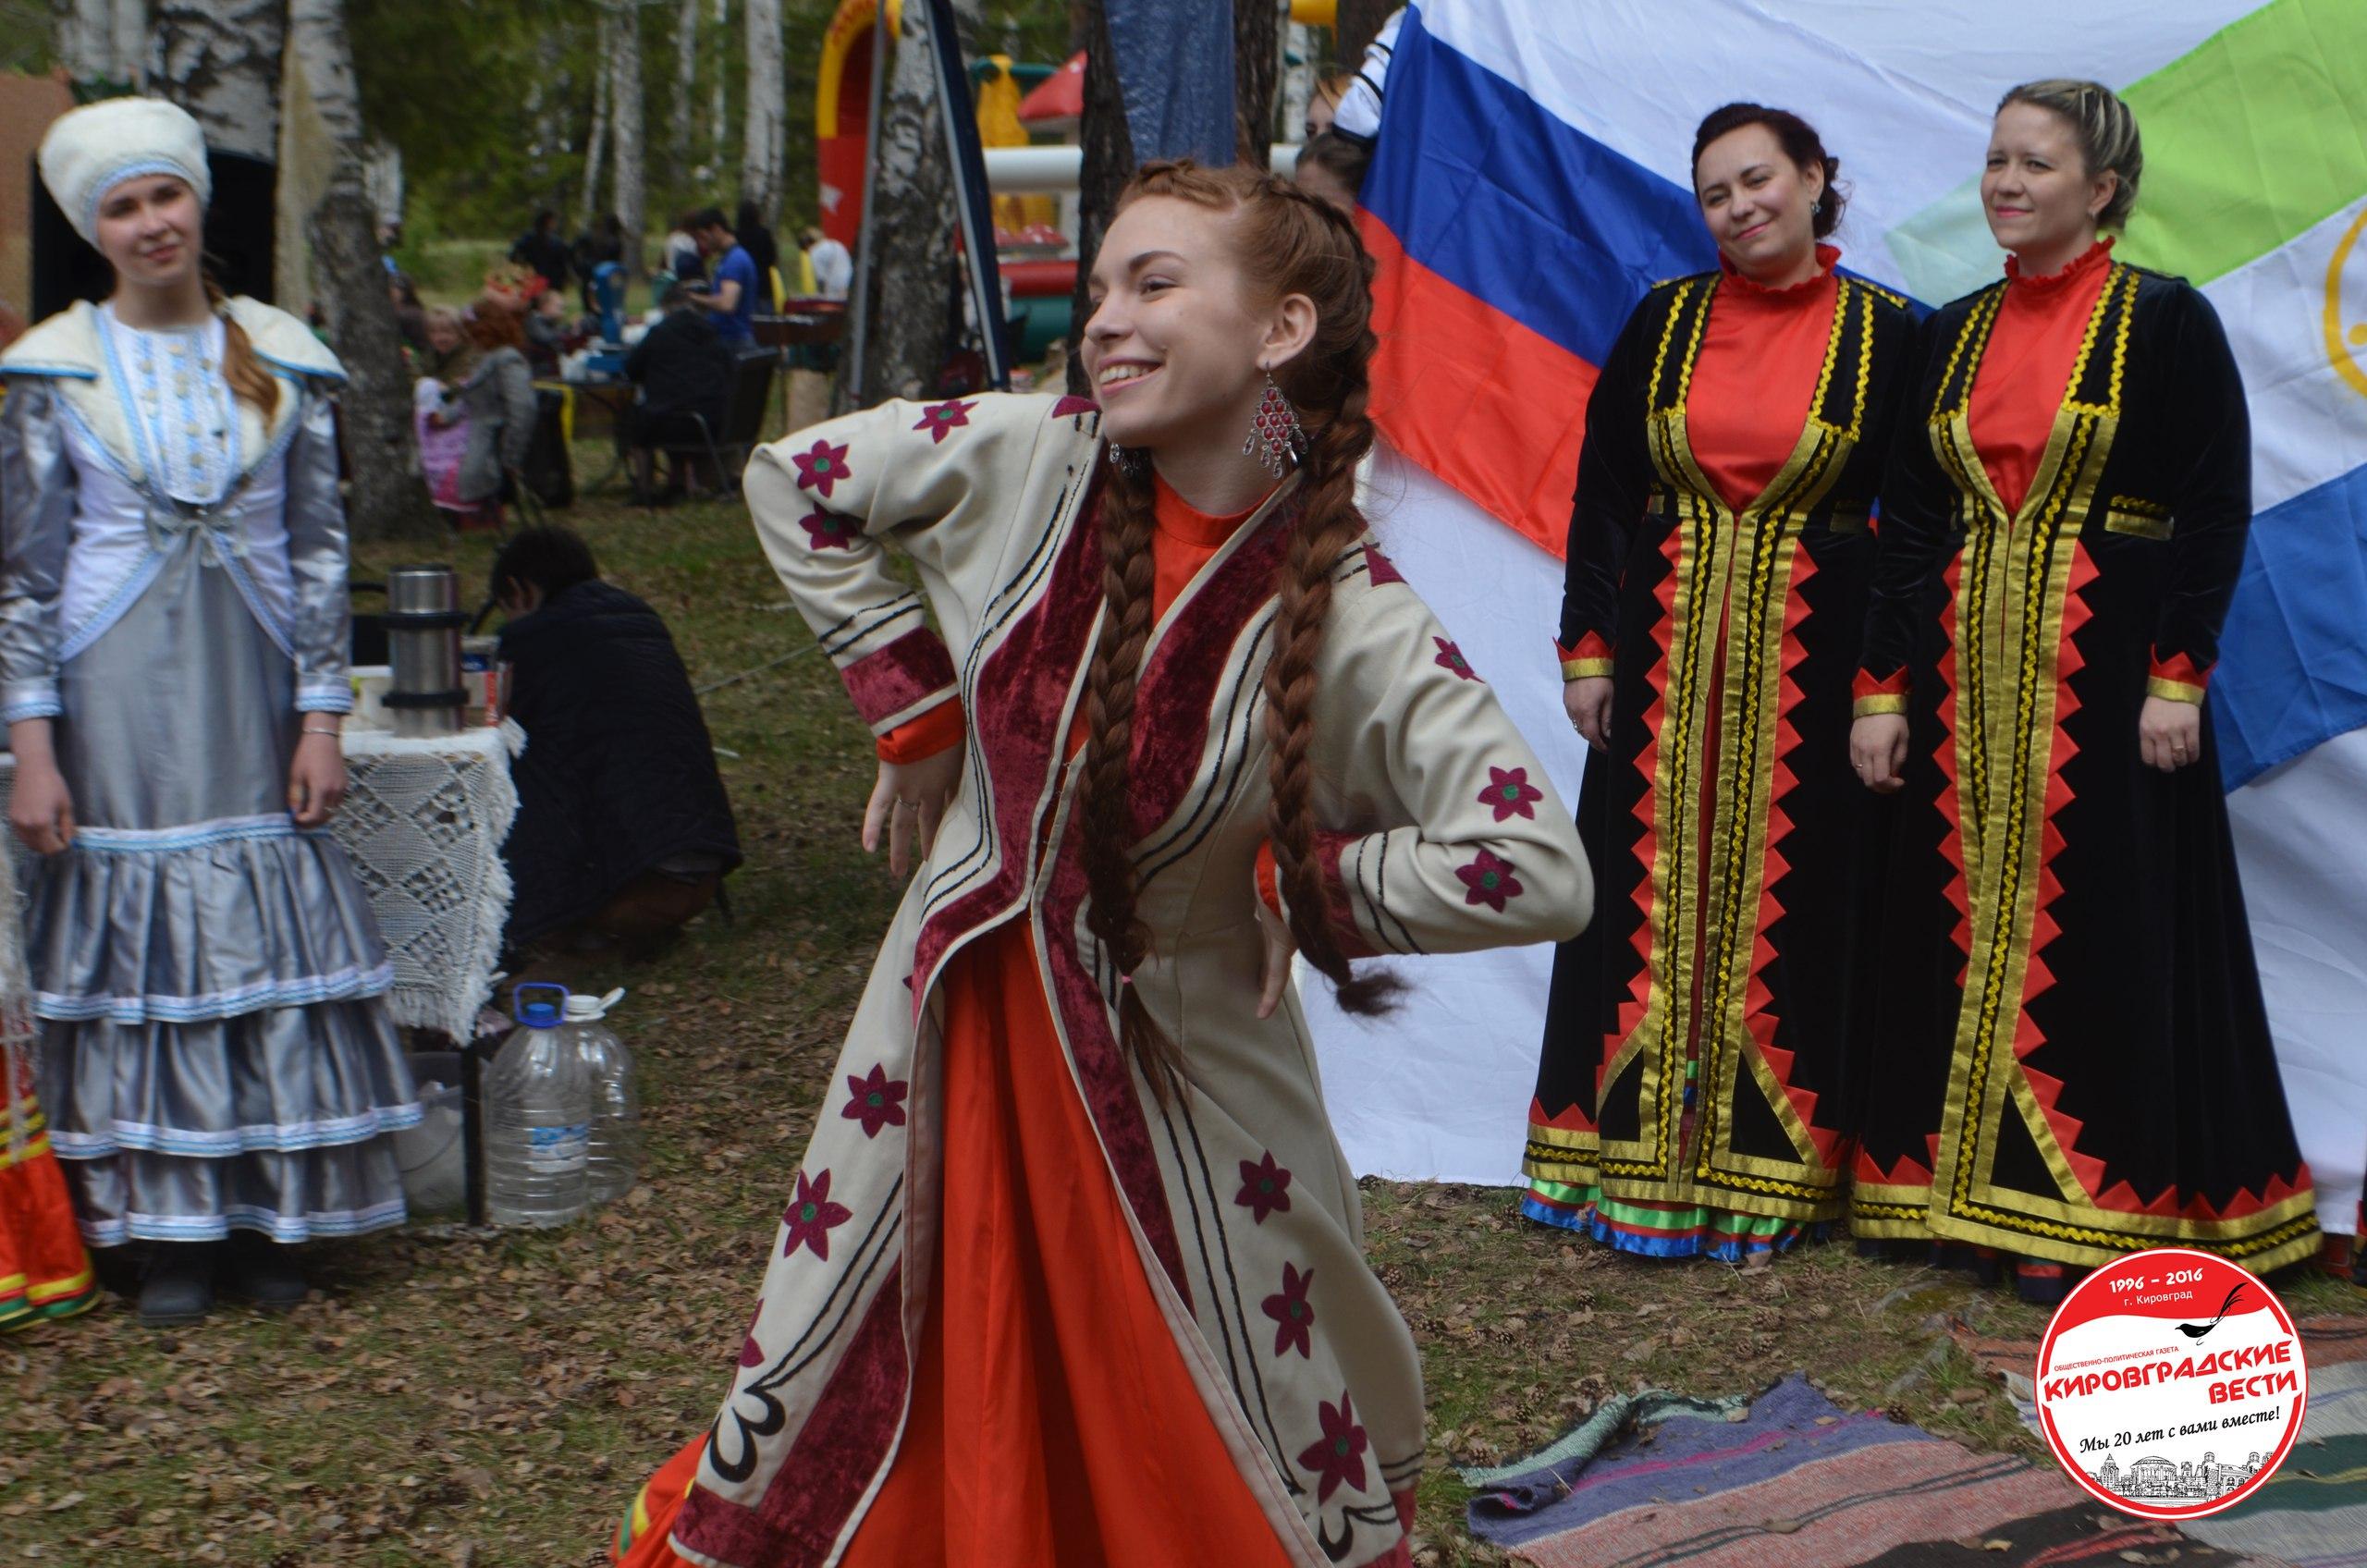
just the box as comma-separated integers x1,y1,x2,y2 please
2034,1247,2307,1519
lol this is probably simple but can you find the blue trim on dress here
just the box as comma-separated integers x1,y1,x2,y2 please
33,960,396,1025
49,1100,423,1158
0,363,100,380
68,811,313,851
56,549,167,664
79,1194,411,1247
1,699,64,723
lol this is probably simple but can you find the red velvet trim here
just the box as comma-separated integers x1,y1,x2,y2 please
908,496,1103,1008
1303,830,1382,961
1363,545,1406,586
1049,394,1100,423
671,1260,909,1567
1039,843,1193,1303
1254,840,1281,917
874,698,965,764
2147,648,2213,689
840,629,959,730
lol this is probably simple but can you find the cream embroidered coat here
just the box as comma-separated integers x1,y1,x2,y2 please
668,392,1591,1568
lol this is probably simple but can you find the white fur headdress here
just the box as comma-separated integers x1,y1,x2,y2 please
38,97,213,246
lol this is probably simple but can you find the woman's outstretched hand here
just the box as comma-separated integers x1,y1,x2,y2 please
863,747,963,877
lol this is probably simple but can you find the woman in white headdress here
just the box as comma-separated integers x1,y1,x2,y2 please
0,98,419,1325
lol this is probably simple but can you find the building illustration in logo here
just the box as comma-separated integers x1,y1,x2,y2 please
2092,1449,2264,1502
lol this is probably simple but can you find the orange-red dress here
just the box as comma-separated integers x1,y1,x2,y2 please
617,479,1314,1568
1,1047,98,1331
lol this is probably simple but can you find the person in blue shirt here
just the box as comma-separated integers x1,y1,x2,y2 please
686,206,756,347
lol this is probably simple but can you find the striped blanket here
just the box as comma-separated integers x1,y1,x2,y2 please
1464,1375,2278,1567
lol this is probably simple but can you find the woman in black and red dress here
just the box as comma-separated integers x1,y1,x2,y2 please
1523,104,1916,1261
1848,80,2317,1299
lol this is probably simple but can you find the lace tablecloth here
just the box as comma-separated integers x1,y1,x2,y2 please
0,721,522,1040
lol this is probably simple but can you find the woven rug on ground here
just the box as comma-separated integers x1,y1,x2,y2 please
1952,1314,2367,1438
2177,1357,2367,1568
1461,1374,2275,1568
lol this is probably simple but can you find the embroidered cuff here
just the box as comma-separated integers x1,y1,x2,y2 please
1852,668,1909,718
840,627,961,733
2146,649,2211,704
876,698,966,764
1557,632,1613,681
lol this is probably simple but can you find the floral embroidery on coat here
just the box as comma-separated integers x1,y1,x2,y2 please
913,398,977,444
780,1169,852,1260
1298,1391,1371,1502
1236,1152,1294,1224
1263,1262,1316,1358
1432,636,1480,681
799,508,861,550
1480,765,1543,822
792,438,852,497
1455,849,1524,913
840,1063,910,1137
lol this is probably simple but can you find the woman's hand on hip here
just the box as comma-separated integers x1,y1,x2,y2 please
1850,714,1908,794
2139,695,2204,772
864,746,963,878
288,731,348,827
1565,676,1613,751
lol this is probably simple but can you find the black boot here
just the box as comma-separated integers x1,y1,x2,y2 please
223,1231,309,1311
138,1243,216,1327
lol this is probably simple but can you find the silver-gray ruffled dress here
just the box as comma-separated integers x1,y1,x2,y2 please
0,298,419,1247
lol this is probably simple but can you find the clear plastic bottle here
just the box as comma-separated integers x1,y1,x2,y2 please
566,986,639,1206
483,983,590,1228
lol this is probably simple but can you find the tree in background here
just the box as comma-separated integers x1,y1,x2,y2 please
289,0,445,543
843,0,982,408
1064,0,1124,392
47,0,147,92
148,0,284,161
607,0,649,276
1233,0,1275,168
1336,0,1392,70
741,0,785,219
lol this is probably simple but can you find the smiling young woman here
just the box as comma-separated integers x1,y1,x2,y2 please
608,161,1590,1568
1520,104,1918,1267
0,99,414,1326
1848,80,2318,1300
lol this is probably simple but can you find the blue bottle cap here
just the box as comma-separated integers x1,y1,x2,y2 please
514,982,569,1030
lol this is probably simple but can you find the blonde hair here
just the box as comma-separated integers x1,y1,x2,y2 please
1999,79,2142,227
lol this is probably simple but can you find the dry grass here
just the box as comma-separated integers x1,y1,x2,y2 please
3,470,2354,1567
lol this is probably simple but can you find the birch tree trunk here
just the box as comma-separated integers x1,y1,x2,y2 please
842,0,980,409
741,0,783,218
1065,0,1130,392
580,6,612,231
1233,0,1277,169
672,0,697,182
709,0,730,178
607,0,646,277
149,0,284,161
287,0,444,545
56,0,149,92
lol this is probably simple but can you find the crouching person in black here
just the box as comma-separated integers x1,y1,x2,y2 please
492,528,742,954
622,284,732,505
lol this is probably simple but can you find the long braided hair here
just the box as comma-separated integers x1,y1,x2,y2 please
1078,159,1404,1091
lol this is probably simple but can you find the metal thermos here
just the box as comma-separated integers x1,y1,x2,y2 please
384,565,466,738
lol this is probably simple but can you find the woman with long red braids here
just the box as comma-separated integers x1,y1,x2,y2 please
612,161,1588,1567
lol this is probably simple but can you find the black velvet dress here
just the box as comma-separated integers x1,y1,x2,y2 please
1849,251,2318,1273
1523,263,1918,1256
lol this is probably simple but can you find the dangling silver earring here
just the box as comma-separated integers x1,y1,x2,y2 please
1108,444,1144,479
1244,372,1307,477
1811,198,1823,215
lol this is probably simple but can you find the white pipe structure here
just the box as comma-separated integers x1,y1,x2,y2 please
983,142,1302,194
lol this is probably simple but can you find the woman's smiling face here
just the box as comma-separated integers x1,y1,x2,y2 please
1079,195,1280,452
